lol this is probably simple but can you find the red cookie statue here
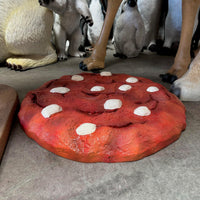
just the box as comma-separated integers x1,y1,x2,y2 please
18,73,186,162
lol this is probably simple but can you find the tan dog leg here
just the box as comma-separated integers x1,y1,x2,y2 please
80,0,122,71
161,0,200,83
171,48,200,101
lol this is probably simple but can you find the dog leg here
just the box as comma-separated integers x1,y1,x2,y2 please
161,0,200,83
80,0,122,71
170,48,200,101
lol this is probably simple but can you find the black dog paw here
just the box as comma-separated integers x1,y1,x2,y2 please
91,69,101,73
160,73,177,84
79,61,88,71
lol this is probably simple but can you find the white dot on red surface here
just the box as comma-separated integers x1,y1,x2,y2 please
118,84,132,91
100,71,112,76
76,123,97,136
134,106,151,116
146,86,159,92
41,104,62,118
104,99,122,110
126,77,138,83
71,75,84,81
50,87,70,94
90,86,105,92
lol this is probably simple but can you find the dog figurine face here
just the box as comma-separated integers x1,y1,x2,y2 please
39,0,67,15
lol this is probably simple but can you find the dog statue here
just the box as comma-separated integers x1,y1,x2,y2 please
0,0,57,71
39,0,93,60
171,51,200,101
163,0,200,101
170,0,200,101
79,0,122,71
113,0,145,58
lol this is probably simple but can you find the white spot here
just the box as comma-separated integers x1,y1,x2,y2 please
90,86,105,92
100,71,112,76
41,104,62,118
118,84,132,91
134,106,151,116
50,87,70,94
71,75,84,81
76,123,96,136
104,99,122,110
126,77,138,83
146,86,159,92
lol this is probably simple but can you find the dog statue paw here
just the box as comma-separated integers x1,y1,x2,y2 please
79,58,105,71
171,76,200,101
160,53,191,83
170,53,200,101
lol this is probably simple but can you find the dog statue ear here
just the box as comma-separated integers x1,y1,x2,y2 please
127,0,137,7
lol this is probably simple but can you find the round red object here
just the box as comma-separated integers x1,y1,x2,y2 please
18,73,186,162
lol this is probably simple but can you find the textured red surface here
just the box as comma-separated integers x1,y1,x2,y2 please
18,73,186,162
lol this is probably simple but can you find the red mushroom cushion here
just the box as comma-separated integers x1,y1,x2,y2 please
18,72,186,163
